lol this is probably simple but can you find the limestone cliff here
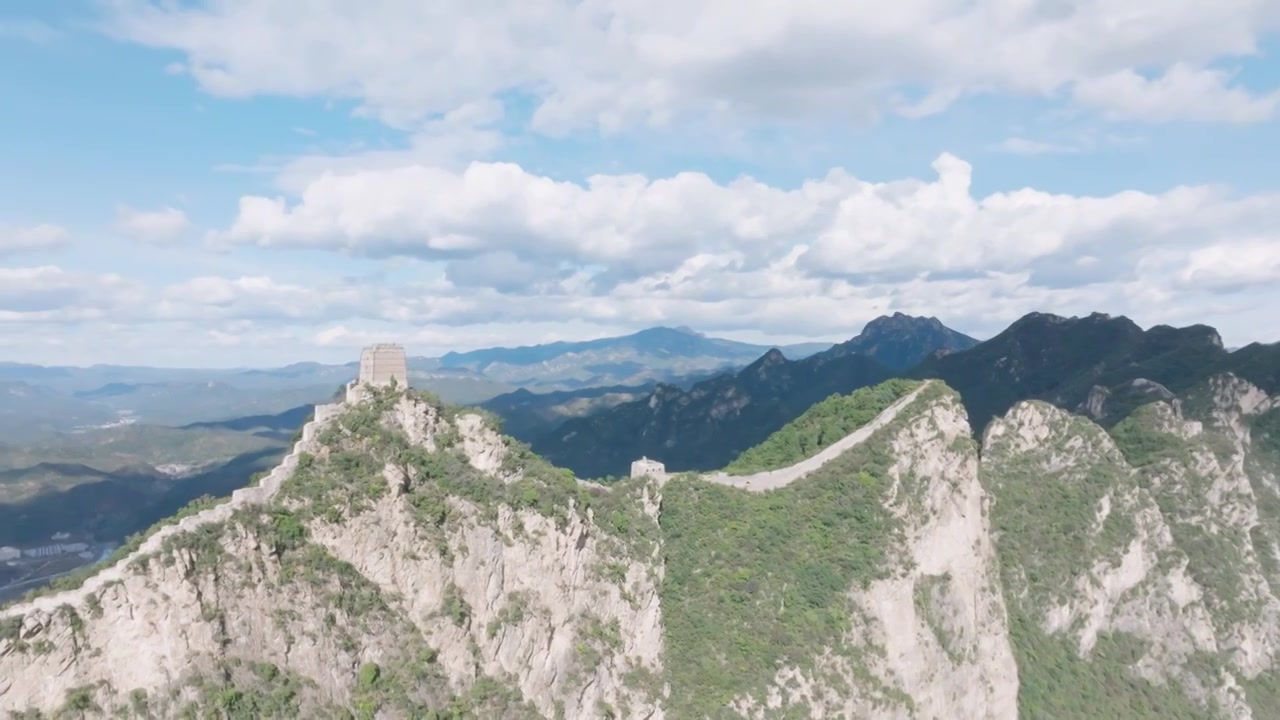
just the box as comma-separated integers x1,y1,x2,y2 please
2,374,1278,719
0,387,664,719
983,373,1280,718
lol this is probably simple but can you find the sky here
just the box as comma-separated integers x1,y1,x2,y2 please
1,0,1279,368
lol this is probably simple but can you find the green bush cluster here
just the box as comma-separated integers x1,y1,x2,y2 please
723,379,921,475
1109,405,1188,468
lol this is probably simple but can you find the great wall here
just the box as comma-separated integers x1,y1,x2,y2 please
0,344,411,621
626,381,932,492
1,345,928,620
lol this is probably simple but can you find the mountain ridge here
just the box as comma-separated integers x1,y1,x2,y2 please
3,371,1280,717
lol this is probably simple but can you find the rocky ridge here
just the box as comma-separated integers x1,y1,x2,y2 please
1,372,1278,718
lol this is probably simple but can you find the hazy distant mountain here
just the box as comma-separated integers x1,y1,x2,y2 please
438,326,833,388
0,327,835,441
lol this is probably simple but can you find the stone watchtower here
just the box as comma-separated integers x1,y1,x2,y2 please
347,343,409,403
630,456,666,479
358,343,409,387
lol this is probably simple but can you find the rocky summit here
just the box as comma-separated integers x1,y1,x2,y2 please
2,370,1279,718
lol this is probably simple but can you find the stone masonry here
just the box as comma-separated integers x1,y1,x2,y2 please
358,343,409,387
630,456,666,479
348,343,409,404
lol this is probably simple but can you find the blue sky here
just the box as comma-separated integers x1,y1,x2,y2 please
1,0,1279,366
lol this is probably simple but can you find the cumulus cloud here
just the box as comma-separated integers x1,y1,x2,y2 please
104,0,1280,129
207,153,1279,292
4,150,1277,366
116,205,191,243
0,224,69,256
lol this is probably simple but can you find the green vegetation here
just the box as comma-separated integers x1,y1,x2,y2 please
723,379,920,474
1007,612,1213,719
282,384,657,561
985,414,1216,717
168,661,332,719
486,592,530,638
986,394,1280,717
1109,404,1188,467
1106,395,1266,630
913,573,961,663
659,387,931,717
985,410,1136,607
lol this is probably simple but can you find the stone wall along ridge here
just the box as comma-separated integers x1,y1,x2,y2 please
0,400,347,620
701,381,932,492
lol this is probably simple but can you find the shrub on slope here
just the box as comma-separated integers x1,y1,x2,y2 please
722,379,921,475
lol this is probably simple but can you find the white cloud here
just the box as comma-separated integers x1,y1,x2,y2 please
207,153,1277,288
1073,64,1280,124
1176,239,1280,291
116,205,192,244
0,224,69,256
4,151,1277,365
0,266,138,320
104,0,1280,130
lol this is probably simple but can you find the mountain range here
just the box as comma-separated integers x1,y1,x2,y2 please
3,366,1278,718
0,326,836,443
0,326,839,559
533,313,979,477
532,312,1279,479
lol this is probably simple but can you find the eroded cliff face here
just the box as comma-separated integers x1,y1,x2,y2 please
983,373,1280,719
2,374,1278,719
731,387,1019,719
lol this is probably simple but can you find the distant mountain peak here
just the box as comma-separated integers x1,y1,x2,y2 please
758,348,787,365
827,314,979,372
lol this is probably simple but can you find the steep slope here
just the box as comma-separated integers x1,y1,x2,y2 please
5,373,1278,719
658,380,1018,718
983,374,1280,718
534,349,895,478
